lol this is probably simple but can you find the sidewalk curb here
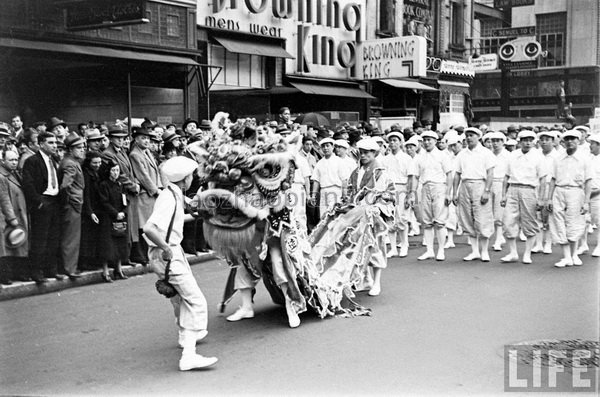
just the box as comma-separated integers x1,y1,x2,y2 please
0,252,218,302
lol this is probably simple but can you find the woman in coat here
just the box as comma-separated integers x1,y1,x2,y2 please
79,151,102,269
0,149,29,284
97,160,129,282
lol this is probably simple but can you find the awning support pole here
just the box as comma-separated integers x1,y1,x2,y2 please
127,70,132,133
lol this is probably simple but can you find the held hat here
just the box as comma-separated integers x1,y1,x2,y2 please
64,133,86,148
356,137,380,151
5,224,27,249
107,124,129,137
464,127,482,137
161,156,198,183
421,130,438,140
517,130,537,140
334,139,349,149
182,118,199,131
319,137,335,146
386,131,404,142
561,129,581,140
48,117,67,130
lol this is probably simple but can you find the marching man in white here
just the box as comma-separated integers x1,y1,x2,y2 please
310,138,345,219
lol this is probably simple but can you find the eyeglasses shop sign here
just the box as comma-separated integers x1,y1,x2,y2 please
355,36,427,80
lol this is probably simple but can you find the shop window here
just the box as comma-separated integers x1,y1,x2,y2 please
166,15,179,37
450,1,464,47
536,13,566,67
210,44,266,89
378,0,395,35
139,11,152,34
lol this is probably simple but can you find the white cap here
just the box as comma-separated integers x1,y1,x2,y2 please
421,130,438,140
356,138,380,151
464,127,482,137
481,132,493,142
445,134,463,146
373,136,385,144
405,136,420,147
487,131,507,142
561,129,581,140
517,130,537,140
588,134,600,144
161,156,198,183
505,138,518,146
334,139,349,149
386,131,403,142
538,130,558,140
319,137,335,146
574,125,590,135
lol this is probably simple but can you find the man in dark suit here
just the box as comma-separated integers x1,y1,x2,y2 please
22,131,64,283
58,134,86,279
102,125,140,264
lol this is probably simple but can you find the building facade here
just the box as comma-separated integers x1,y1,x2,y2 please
0,0,201,128
471,0,600,123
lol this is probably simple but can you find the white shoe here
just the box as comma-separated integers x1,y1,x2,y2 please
543,244,552,255
576,245,589,255
399,245,409,257
572,255,583,266
436,251,445,261
418,251,435,261
501,254,519,263
522,256,532,265
285,300,300,328
531,245,543,253
463,253,481,261
386,249,398,258
444,241,456,249
179,354,218,371
493,244,503,252
226,307,254,322
592,246,600,257
368,284,381,296
554,258,573,268
178,330,208,349
519,232,526,242
481,252,490,262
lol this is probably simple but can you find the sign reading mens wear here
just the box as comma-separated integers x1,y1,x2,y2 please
355,36,427,80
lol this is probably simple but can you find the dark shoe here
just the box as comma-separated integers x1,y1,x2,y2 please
16,276,33,282
101,273,114,283
114,270,128,280
33,276,50,284
66,272,83,280
0,279,13,286
51,274,67,280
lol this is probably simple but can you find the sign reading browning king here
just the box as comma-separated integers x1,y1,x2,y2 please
66,0,147,31
355,36,427,80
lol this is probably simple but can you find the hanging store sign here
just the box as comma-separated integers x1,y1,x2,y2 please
493,0,534,8
492,26,536,37
469,54,499,72
355,36,427,80
440,60,475,78
64,0,147,31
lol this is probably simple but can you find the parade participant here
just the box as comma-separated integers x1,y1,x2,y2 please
532,130,561,254
587,134,600,257
408,131,452,261
345,137,392,296
443,132,463,248
453,127,496,262
489,131,510,251
505,138,517,152
547,129,592,267
288,136,313,234
334,139,357,178
58,134,86,278
482,132,493,150
574,125,591,156
143,156,218,370
310,137,345,218
499,130,547,264
381,131,412,257
404,136,422,237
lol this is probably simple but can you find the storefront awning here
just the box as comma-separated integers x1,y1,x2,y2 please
380,79,438,92
0,37,199,66
289,81,374,99
212,35,294,59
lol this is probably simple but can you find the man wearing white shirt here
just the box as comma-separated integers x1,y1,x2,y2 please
334,139,358,184
289,136,313,234
452,127,496,262
489,132,510,251
409,131,453,261
310,138,345,218
587,134,600,257
381,131,412,257
443,131,463,248
500,130,547,264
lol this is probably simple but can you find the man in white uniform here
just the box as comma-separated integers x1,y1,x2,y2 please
409,131,452,261
489,131,510,251
453,127,496,262
499,130,547,264
547,129,592,267
443,131,463,248
588,134,600,257
289,136,313,234
311,138,345,218
381,131,413,257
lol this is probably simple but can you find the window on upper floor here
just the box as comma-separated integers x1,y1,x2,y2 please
378,0,396,35
166,15,179,37
450,1,464,47
478,18,509,56
536,12,566,67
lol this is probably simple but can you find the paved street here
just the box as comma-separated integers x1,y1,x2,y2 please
1,237,598,396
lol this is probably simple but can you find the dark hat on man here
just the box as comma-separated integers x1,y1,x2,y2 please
64,133,86,148
454,126,465,133
413,121,423,129
49,117,67,130
162,129,180,143
140,118,156,130
132,126,153,137
56,140,66,149
182,118,199,131
5,224,27,249
199,119,212,130
421,119,432,126
371,128,384,136
107,124,129,137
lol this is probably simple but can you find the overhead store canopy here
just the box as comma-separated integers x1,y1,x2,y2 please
380,79,438,92
0,37,199,66
211,34,294,59
289,81,374,99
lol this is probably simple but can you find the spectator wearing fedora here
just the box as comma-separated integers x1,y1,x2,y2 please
22,131,63,283
85,128,105,153
182,118,198,138
58,134,86,279
129,126,162,265
0,149,29,284
49,117,68,142
102,125,140,265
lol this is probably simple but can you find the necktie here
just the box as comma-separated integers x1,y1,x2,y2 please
49,158,57,189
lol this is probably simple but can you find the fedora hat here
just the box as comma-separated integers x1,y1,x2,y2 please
5,224,27,249
131,126,153,137
64,133,86,148
182,118,199,131
85,129,104,141
162,130,180,143
199,119,212,130
107,125,129,137
0,125,9,137
48,117,67,130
